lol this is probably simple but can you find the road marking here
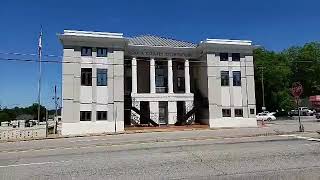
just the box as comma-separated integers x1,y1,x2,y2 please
0,160,71,168
279,134,320,142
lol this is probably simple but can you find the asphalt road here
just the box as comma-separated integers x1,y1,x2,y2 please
0,135,319,180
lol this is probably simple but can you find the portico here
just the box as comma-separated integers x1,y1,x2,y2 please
130,56,194,125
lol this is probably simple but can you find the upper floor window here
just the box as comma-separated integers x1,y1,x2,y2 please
235,109,243,117
81,47,92,56
177,77,185,91
97,48,108,57
97,69,108,86
232,53,240,61
221,71,229,86
81,68,92,86
233,71,241,86
80,111,91,121
222,109,231,117
220,53,228,61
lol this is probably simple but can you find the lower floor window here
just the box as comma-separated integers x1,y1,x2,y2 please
222,109,231,117
97,111,108,120
250,108,255,115
235,109,243,117
80,111,91,121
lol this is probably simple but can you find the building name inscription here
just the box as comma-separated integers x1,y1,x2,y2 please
128,50,193,58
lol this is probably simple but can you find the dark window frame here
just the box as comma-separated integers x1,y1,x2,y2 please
81,68,92,86
97,111,108,120
233,71,241,86
97,68,108,86
220,53,228,61
250,109,255,115
97,48,108,57
221,71,229,86
81,47,92,56
235,109,243,117
232,53,240,61
177,77,185,91
222,109,231,117
80,111,91,121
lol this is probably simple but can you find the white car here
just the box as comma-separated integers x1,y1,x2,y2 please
256,112,276,122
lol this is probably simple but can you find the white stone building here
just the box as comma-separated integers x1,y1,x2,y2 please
59,30,257,136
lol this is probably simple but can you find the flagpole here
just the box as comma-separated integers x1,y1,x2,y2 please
37,28,42,122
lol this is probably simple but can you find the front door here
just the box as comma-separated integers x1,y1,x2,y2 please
158,101,168,125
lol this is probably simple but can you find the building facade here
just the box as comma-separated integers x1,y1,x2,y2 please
59,30,257,135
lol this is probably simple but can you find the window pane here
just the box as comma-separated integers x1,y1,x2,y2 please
222,109,231,117
81,68,92,86
250,109,255,115
81,47,92,56
97,69,108,86
221,71,229,86
233,71,241,86
232,53,240,61
97,111,107,120
80,111,91,121
97,48,108,57
235,109,243,117
220,53,228,61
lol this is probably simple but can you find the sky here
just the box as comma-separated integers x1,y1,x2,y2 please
0,0,319,109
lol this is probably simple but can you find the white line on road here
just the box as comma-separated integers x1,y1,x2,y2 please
0,160,71,168
279,134,320,142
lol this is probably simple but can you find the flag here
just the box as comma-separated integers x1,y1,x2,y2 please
38,29,42,56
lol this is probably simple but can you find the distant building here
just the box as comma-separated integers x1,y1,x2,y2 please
59,30,257,135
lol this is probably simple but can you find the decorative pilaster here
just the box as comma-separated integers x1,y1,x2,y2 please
185,59,190,93
132,57,137,94
168,59,173,93
150,58,156,93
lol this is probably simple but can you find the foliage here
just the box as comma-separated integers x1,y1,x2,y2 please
0,103,48,122
254,42,320,112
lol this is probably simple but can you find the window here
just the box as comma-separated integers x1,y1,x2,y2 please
97,48,108,57
80,111,91,121
155,62,168,93
177,62,184,70
235,109,243,117
97,69,108,86
177,77,185,91
233,71,241,86
81,47,92,56
250,109,255,115
221,71,229,86
232,53,240,61
222,109,231,117
220,53,228,61
81,68,92,86
97,111,107,120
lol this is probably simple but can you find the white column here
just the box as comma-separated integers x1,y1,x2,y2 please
150,58,156,93
168,59,173,93
185,59,190,93
132,57,137,94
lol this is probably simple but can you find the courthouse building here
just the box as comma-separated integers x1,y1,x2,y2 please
59,30,257,135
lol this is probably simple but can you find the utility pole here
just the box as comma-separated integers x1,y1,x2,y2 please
261,66,266,111
52,85,59,134
37,28,43,122
45,109,48,137
52,85,59,117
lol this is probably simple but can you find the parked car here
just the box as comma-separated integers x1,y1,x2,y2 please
288,107,314,116
256,112,277,122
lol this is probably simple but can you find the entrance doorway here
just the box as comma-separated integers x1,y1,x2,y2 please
158,101,168,125
177,101,186,123
140,101,150,124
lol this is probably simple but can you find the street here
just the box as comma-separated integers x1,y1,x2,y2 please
0,127,320,179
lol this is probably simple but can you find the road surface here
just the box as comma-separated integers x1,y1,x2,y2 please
0,133,320,179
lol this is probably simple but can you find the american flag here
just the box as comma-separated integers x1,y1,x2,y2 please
38,29,42,56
